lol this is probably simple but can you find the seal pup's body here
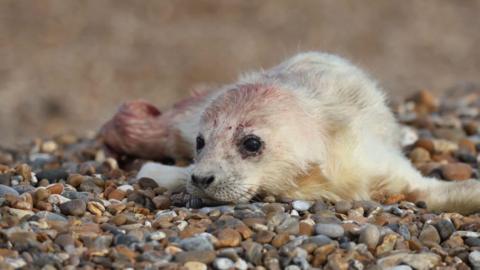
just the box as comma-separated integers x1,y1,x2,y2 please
102,52,480,214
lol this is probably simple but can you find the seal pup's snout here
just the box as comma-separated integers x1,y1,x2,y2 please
191,174,215,189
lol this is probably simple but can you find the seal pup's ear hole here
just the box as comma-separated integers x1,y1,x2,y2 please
196,134,205,152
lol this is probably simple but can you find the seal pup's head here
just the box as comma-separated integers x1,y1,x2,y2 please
186,84,322,203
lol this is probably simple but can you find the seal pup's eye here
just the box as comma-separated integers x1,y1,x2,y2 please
196,135,205,152
241,135,263,153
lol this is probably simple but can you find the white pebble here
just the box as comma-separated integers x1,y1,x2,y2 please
234,259,248,270
469,251,480,269
48,194,71,204
213,258,235,270
292,200,313,211
117,184,134,192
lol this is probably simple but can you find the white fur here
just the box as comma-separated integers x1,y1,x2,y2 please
139,52,480,214
137,162,192,191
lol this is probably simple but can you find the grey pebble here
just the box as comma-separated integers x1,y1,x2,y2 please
359,224,380,250
180,235,214,252
434,219,455,241
315,223,345,238
0,184,19,196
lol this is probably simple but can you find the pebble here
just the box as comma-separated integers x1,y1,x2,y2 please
469,251,480,269
59,199,86,216
377,252,441,270
184,261,208,270
334,200,352,214
36,168,68,183
216,228,242,248
180,235,214,251
137,177,159,189
0,184,19,196
292,200,312,211
434,219,456,241
440,163,472,180
359,224,380,250
315,223,344,238
213,258,235,270
175,251,216,264
419,224,441,245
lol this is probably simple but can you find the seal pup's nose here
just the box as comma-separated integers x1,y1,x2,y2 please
191,174,215,188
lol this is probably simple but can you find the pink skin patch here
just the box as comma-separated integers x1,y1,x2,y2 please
100,100,171,160
100,89,212,161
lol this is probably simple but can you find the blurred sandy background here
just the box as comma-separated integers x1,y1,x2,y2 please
1,0,479,146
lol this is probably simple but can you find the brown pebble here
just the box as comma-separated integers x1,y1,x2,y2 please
272,233,290,248
409,147,431,164
87,201,105,216
440,163,472,181
108,188,127,200
458,138,476,155
46,183,64,195
254,230,275,244
175,251,216,264
299,220,315,236
152,195,171,209
111,214,128,226
215,228,242,248
414,138,435,153
67,174,84,187
34,188,51,202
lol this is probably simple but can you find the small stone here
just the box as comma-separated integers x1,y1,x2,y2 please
111,214,128,226
414,138,435,153
0,184,19,196
67,174,84,188
244,241,263,265
377,252,441,270
175,251,216,264
41,140,58,153
152,195,171,209
419,224,441,245
440,163,472,181
315,223,344,238
55,233,74,251
469,251,480,269
108,188,127,200
48,194,71,204
276,216,299,235
465,237,480,247
292,200,312,211
434,219,455,241
184,261,208,270
35,211,67,222
36,168,68,183
334,200,352,214
272,233,290,248
216,228,242,248
138,177,159,189
59,199,86,216
46,183,64,194
87,201,105,216
213,258,235,270
254,230,275,244
358,224,380,250
409,147,431,163
376,234,398,255
180,235,214,251
114,234,139,246
34,188,50,201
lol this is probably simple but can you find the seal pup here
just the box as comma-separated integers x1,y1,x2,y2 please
101,52,480,214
